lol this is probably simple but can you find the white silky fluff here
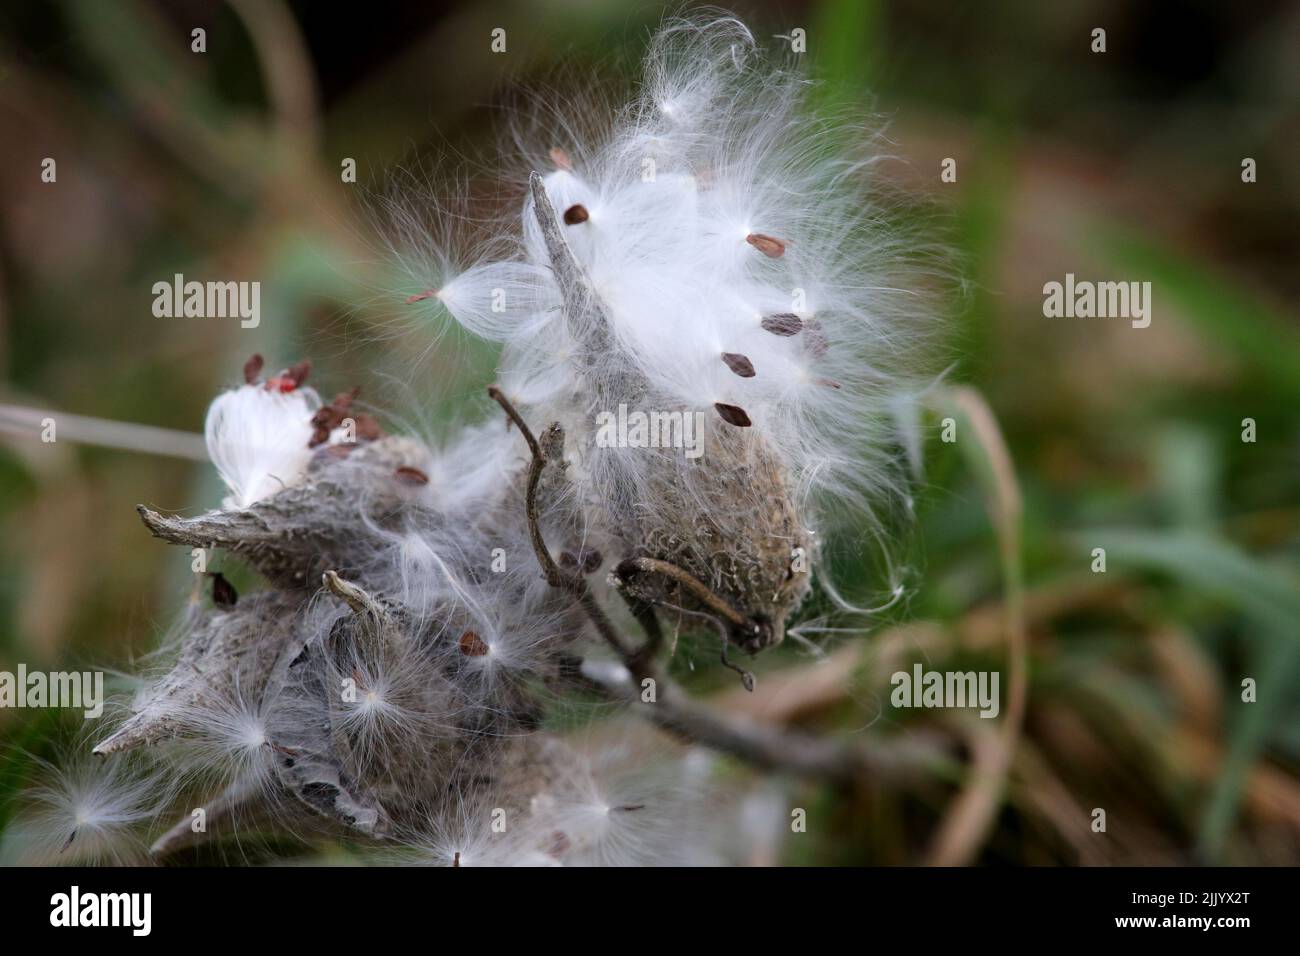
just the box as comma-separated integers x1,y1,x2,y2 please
3,754,168,865
204,384,320,510
422,13,936,533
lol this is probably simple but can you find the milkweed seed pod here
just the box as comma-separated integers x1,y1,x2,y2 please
524,174,813,655
425,16,931,654
71,361,580,857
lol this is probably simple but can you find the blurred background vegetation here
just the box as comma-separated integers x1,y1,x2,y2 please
0,0,1296,865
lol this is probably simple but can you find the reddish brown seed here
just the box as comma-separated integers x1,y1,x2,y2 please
563,204,589,225
817,378,842,390
721,352,756,378
354,414,384,442
210,571,238,608
309,388,362,448
761,314,802,336
714,403,752,427
745,233,786,258
243,353,264,385
549,147,573,171
546,831,571,859
312,393,351,429
284,359,312,387
559,547,603,575
458,629,489,657
394,466,429,486
310,409,338,433
405,289,438,304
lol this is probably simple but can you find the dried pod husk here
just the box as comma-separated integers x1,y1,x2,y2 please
603,421,812,654
138,436,435,588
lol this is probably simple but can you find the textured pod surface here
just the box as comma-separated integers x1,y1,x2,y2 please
613,425,811,651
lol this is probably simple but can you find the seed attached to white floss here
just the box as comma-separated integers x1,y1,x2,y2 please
745,233,786,258
714,402,752,427
459,630,489,657
394,466,429,486
760,314,802,336
721,352,756,378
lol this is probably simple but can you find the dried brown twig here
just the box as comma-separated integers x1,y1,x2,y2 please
487,385,631,658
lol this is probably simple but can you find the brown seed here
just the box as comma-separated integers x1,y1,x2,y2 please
745,233,786,258
817,378,842,390
549,147,573,171
265,358,311,394
405,289,438,304
354,413,384,442
721,352,756,378
283,359,312,388
309,388,365,448
563,204,589,225
546,830,571,858
242,353,264,385
714,403,752,427
761,313,802,336
310,408,337,432
459,629,489,657
559,547,603,575
394,466,429,486
210,572,238,609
